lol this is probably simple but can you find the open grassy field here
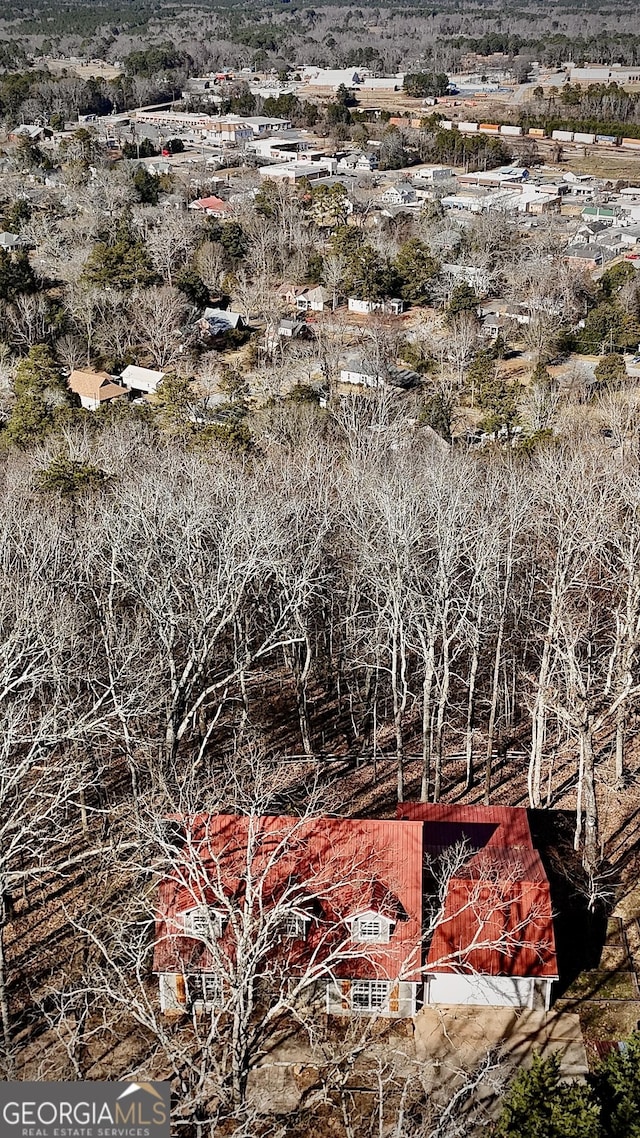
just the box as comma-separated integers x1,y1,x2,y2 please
46,58,123,80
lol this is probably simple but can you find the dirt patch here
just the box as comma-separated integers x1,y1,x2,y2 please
563,971,638,1001
45,58,123,81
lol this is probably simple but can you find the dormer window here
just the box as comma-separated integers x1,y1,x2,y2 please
284,914,309,939
183,906,222,940
351,913,391,943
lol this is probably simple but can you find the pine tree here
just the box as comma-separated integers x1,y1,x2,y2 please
8,344,72,448
37,456,108,497
176,267,210,308
132,167,160,205
594,353,627,390
495,1052,600,1138
395,238,440,305
446,282,480,323
0,249,38,301
592,1031,640,1137
83,215,158,291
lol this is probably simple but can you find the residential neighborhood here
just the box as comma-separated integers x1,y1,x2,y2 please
3,2,640,1135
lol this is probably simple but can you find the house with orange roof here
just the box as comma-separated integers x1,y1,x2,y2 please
68,369,130,411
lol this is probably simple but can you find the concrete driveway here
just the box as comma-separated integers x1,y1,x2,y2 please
414,1005,588,1080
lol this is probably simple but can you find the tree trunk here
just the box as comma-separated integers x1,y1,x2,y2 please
485,548,511,804
420,641,436,802
391,625,407,803
484,633,503,805
615,706,625,783
580,717,599,875
433,642,450,803
574,732,584,854
0,894,13,1072
284,640,314,758
529,635,552,808
465,597,483,791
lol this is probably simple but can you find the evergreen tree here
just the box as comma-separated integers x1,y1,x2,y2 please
326,100,352,126
343,243,400,301
446,282,480,322
154,373,199,432
418,391,453,441
335,83,357,107
592,1031,640,1137
479,370,520,435
576,300,636,354
403,71,449,97
37,456,108,497
176,267,210,308
495,1052,600,1138
0,249,38,301
83,215,158,291
594,353,627,389
531,361,553,388
310,183,350,228
219,222,249,261
132,167,161,204
8,345,71,448
598,261,635,300
329,225,364,260
305,251,324,284
2,197,31,232
122,138,158,159
466,348,495,401
395,238,440,305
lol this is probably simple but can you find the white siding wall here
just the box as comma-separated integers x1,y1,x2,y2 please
159,973,185,1013
425,973,534,1008
340,370,379,387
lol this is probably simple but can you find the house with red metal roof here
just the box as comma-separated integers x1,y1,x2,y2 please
188,195,232,217
398,804,558,1010
152,805,557,1018
153,814,423,1017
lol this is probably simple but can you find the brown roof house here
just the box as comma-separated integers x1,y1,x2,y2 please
68,369,130,412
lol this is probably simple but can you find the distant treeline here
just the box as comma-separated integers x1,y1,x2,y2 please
451,30,640,67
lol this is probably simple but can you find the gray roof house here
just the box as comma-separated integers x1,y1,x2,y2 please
200,308,245,336
340,356,421,389
0,231,26,250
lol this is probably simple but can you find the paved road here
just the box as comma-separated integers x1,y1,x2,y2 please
509,70,567,105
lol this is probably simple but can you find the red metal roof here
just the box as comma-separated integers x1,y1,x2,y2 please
153,815,423,983
153,805,558,989
427,877,558,977
398,803,557,979
397,803,533,850
192,195,231,212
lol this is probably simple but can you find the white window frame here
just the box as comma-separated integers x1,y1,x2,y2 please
351,980,389,1013
183,906,222,940
283,914,309,939
201,974,220,1005
351,915,390,943
188,973,220,1008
